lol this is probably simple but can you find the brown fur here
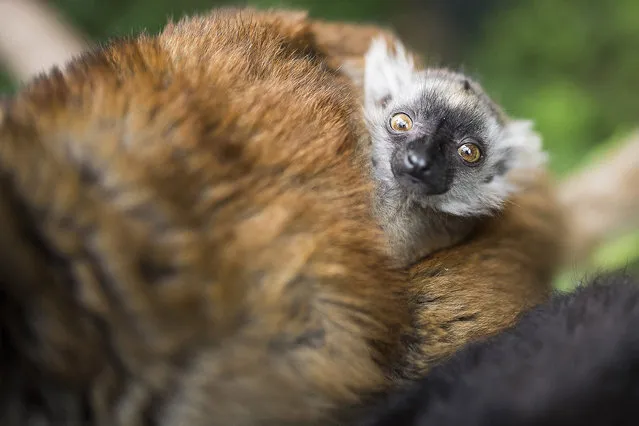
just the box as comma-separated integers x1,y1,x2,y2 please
308,16,424,96
0,7,566,426
0,8,410,425
401,172,565,377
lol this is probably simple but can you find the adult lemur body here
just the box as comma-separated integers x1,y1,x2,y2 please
0,7,611,426
0,10,411,425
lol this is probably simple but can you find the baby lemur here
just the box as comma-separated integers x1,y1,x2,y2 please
364,38,547,265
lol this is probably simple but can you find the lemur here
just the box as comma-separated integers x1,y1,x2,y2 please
364,37,547,266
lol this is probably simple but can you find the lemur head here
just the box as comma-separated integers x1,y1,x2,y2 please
364,38,547,217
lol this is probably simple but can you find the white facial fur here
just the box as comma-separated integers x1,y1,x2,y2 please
364,37,547,218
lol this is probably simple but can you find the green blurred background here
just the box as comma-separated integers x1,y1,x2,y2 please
1,0,637,288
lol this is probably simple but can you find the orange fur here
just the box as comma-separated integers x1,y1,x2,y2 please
0,7,566,425
0,9,409,425
401,173,565,376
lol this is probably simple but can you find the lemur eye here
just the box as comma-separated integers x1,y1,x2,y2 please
389,113,413,132
457,142,482,164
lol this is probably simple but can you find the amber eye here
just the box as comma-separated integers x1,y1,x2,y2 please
389,113,413,132
457,142,482,164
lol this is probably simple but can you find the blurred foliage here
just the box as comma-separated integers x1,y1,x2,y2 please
469,0,639,175
0,0,637,286
49,0,389,42
50,0,225,40
0,71,12,95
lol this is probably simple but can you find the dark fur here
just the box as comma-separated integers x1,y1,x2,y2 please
360,271,639,426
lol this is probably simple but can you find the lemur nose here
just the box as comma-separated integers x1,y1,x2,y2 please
406,149,428,170
404,147,431,177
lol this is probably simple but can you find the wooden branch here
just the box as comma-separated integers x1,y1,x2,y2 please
558,130,639,265
0,0,87,81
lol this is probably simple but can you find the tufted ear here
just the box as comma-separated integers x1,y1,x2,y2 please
499,119,548,179
364,37,418,110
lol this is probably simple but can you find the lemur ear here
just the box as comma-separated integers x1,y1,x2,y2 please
364,37,417,110
498,119,548,178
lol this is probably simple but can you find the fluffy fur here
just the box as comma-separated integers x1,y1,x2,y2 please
0,7,568,426
364,37,547,264
0,9,412,425
359,271,639,426
396,171,565,378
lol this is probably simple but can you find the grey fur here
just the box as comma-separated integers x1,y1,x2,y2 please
363,38,547,266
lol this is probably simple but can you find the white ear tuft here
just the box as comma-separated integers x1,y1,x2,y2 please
501,119,548,172
497,119,548,190
364,37,418,109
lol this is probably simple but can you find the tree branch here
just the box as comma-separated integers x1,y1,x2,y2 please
0,0,87,81
558,130,639,265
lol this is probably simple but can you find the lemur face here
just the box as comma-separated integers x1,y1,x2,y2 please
364,39,546,217
384,72,500,198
